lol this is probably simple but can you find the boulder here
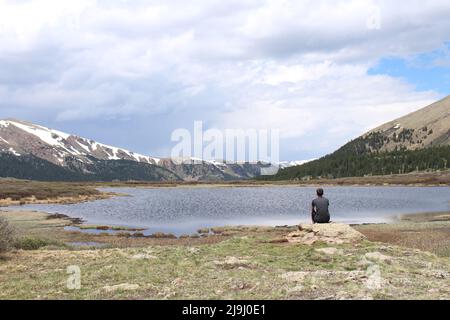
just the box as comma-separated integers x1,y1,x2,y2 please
102,283,140,292
286,223,366,245
364,252,392,263
315,247,342,255
131,253,157,260
213,256,256,269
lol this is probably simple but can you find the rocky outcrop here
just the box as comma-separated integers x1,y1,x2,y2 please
286,223,366,245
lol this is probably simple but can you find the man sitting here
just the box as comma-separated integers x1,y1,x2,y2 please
311,188,330,224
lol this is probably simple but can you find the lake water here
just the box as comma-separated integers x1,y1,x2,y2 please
9,186,450,235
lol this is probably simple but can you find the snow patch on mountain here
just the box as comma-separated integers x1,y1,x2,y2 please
9,120,70,146
278,159,315,168
8,148,20,156
0,120,11,128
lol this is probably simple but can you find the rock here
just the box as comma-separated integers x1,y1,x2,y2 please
230,281,252,290
281,270,368,285
421,269,449,279
315,247,342,255
281,271,309,283
187,247,200,254
357,257,372,268
103,283,140,292
287,285,304,293
345,271,367,281
365,252,393,263
213,256,256,269
131,253,157,260
286,223,366,245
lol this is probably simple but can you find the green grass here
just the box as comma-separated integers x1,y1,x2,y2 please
13,237,65,250
1,209,449,300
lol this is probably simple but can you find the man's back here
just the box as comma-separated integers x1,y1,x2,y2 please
312,196,330,223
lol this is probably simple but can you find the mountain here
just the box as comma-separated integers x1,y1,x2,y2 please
263,95,450,180
365,95,450,151
0,119,267,181
278,159,315,169
0,119,160,166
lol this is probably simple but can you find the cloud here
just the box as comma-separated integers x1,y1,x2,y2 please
0,0,448,160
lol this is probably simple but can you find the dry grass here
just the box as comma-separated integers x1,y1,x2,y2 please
0,179,101,201
355,213,450,257
0,233,449,300
0,217,15,254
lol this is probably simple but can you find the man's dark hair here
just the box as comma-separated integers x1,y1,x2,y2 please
316,188,324,196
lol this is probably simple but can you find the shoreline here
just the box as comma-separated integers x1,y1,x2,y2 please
1,207,449,245
2,184,449,238
0,192,116,207
90,170,450,188
1,176,449,209
2,203,439,238
0,208,449,299
1,179,449,261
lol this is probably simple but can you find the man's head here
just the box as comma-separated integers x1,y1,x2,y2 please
316,188,324,197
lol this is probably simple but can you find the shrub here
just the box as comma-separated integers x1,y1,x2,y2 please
0,217,15,253
14,237,56,250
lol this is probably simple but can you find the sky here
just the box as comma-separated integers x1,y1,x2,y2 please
0,0,449,161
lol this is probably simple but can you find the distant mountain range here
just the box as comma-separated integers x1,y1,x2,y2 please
0,119,304,181
264,95,450,180
10,92,445,183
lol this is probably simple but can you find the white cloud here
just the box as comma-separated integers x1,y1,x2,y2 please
0,0,448,159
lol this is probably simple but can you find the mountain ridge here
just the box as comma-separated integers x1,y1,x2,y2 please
365,95,450,152
263,95,450,180
0,119,272,181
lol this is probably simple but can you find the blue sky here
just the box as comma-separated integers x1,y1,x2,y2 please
369,42,450,94
0,1,449,161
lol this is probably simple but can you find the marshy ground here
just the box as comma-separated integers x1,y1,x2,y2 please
0,209,449,300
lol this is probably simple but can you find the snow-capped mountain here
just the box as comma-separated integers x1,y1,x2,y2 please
278,159,315,169
0,119,268,181
0,119,160,166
